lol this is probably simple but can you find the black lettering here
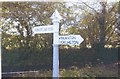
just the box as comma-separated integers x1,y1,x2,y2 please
67,41,71,44
72,41,79,45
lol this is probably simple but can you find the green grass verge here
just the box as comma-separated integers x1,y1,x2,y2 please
10,65,118,77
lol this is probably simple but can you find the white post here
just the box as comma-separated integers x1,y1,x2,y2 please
51,10,62,78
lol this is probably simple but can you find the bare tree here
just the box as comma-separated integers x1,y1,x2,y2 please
116,1,120,36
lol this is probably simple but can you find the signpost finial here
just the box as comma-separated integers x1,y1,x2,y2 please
50,9,62,23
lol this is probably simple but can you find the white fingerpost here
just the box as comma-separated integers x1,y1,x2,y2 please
50,10,62,78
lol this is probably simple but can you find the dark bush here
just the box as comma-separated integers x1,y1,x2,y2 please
2,47,118,72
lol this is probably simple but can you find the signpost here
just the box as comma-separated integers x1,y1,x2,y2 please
32,10,84,78
32,25,54,34
58,35,84,45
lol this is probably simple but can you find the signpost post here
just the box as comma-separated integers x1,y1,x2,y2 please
32,10,84,78
50,10,62,78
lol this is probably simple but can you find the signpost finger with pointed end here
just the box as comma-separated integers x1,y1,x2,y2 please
58,35,84,45
32,25,54,34
32,10,84,79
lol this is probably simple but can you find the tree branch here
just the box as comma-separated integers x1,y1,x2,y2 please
82,2,99,14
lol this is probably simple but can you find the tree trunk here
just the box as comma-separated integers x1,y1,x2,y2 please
97,2,106,49
117,1,120,36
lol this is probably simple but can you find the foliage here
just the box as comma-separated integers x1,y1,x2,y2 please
116,1,120,35
1,2,120,50
2,48,118,72
66,2,120,48
1,2,58,50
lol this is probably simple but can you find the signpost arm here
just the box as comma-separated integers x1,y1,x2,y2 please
51,10,62,78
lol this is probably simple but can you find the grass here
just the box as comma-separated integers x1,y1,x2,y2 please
59,65,118,77
6,64,118,78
